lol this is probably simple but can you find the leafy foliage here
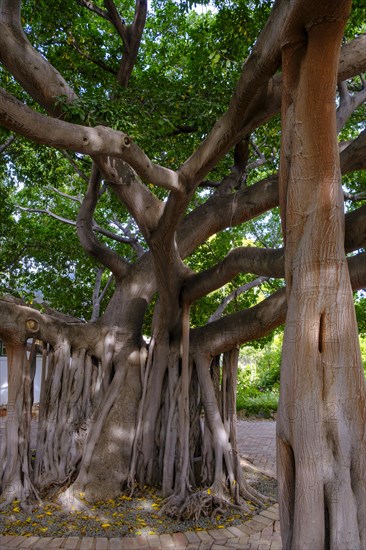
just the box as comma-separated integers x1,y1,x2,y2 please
0,0,365,328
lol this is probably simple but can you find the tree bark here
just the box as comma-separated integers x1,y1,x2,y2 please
277,2,366,548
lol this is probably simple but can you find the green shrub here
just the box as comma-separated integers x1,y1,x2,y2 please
236,332,366,418
236,391,279,418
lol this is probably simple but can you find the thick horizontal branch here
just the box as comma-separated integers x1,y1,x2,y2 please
178,175,279,259
179,129,366,260
340,128,366,174
182,201,366,311
0,296,105,354
344,204,366,253
190,252,366,357
338,34,366,83
183,247,284,305
0,88,180,193
1,249,364,363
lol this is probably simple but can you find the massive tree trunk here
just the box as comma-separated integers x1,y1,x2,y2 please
277,2,366,548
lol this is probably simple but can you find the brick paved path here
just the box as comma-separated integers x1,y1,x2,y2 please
0,419,281,549
237,420,276,478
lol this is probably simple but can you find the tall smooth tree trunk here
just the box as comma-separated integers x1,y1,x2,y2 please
277,2,366,548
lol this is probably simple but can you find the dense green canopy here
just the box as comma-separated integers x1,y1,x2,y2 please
0,0,365,326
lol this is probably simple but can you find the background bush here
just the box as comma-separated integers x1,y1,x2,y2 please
236,332,366,418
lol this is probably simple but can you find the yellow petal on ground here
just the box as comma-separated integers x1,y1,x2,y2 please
101,523,111,528
12,507,20,513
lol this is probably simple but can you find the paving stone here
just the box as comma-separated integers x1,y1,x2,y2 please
227,526,245,538
17,537,41,548
248,532,261,541
245,518,268,532
0,535,15,548
239,535,249,545
225,537,240,547
215,528,235,539
120,539,147,550
32,537,56,549
229,542,250,550
76,537,93,550
270,541,282,549
63,536,80,549
3,536,26,548
184,531,201,544
196,531,214,543
251,514,273,527
159,534,175,548
47,538,68,549
171,532,189,547
207,528,229,541
260,525,274,537
109,537,123,549
237,523,259,536
95,537,109,550
197,543,214,550
146,535,161,548
260,510,279,521
135,535,149,547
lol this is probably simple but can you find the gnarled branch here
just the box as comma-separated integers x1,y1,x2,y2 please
76,163,129,277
